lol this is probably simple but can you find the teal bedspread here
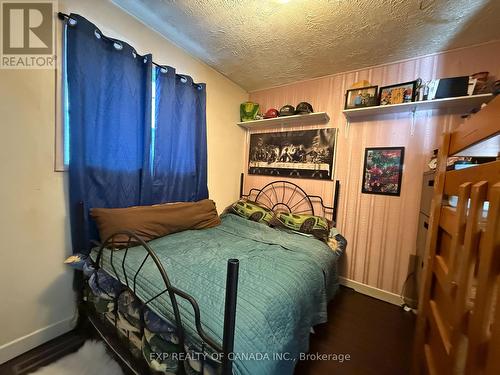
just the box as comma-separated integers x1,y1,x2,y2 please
91,214,342,375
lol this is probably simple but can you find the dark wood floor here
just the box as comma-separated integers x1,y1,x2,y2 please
295,286,416,375
0,286,415,375
0,330,88,375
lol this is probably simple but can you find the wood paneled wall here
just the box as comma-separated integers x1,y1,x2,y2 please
246,41,500,295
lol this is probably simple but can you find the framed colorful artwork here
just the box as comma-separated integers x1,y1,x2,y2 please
379,81,417,105
361,147,405,196
344,85,379,109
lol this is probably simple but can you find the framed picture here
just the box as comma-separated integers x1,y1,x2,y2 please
379,81,417,105
362,147,405,196
248,128,337,180
344,85,378,109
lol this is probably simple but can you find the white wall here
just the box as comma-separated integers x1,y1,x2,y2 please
0,0,247,363
0,69,76,364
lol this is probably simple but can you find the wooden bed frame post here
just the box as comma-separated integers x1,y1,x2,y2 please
222,259,240,375
413,96,500,374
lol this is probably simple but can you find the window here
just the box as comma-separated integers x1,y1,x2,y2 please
54,19,67,171
150,66,157,175
54,24,154,172
56,54,158,171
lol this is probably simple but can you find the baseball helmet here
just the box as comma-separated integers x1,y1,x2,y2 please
295,102,314,114
279,104,295,116
264,108,279,119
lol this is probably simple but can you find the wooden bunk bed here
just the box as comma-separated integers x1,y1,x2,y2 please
413,96,500,375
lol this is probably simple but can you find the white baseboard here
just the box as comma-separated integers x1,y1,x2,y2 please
0,316,77,364
339,277,404,306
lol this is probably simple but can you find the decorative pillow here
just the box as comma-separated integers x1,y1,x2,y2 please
326,227,348,254
63,253,88,270
90,199,220,245
271,212,331,240
228,199,274,224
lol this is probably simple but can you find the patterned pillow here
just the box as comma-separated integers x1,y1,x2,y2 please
229,199,274,224
327,227,348,254
271,212,331,240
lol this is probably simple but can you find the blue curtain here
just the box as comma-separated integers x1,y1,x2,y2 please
66,14,209,253
149,66,208,203
66,14,152,252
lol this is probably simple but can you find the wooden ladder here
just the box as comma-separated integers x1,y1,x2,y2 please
413,98,500,375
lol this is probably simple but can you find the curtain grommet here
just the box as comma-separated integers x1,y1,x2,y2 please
132,51,137,59
113,42,123,51
68,18,77,26
94,29,101,39
180,76,187,83
160,67,168,74
143,56,148,63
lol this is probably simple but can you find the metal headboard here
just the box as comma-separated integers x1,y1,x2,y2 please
239,173,340,223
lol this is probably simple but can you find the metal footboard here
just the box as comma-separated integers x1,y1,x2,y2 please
89,230,239,375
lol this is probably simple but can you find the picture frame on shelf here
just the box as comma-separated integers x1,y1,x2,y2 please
344,85,379,109
379,81,417,106
361,147,405,196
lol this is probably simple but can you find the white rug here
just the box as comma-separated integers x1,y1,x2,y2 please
31,340,123,375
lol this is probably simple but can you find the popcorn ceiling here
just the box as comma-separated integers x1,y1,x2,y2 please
113,0,500,91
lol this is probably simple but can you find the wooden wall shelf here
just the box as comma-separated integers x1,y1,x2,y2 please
237,112,330,130
342,94,493,121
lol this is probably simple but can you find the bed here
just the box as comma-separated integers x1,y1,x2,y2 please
413,96,500,374
81,180,346,375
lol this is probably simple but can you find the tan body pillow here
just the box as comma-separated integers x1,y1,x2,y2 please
91,199,220,245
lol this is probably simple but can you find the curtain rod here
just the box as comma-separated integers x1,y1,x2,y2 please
57,12,203,89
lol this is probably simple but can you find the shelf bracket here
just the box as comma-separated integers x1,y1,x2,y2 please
410,107,417,136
